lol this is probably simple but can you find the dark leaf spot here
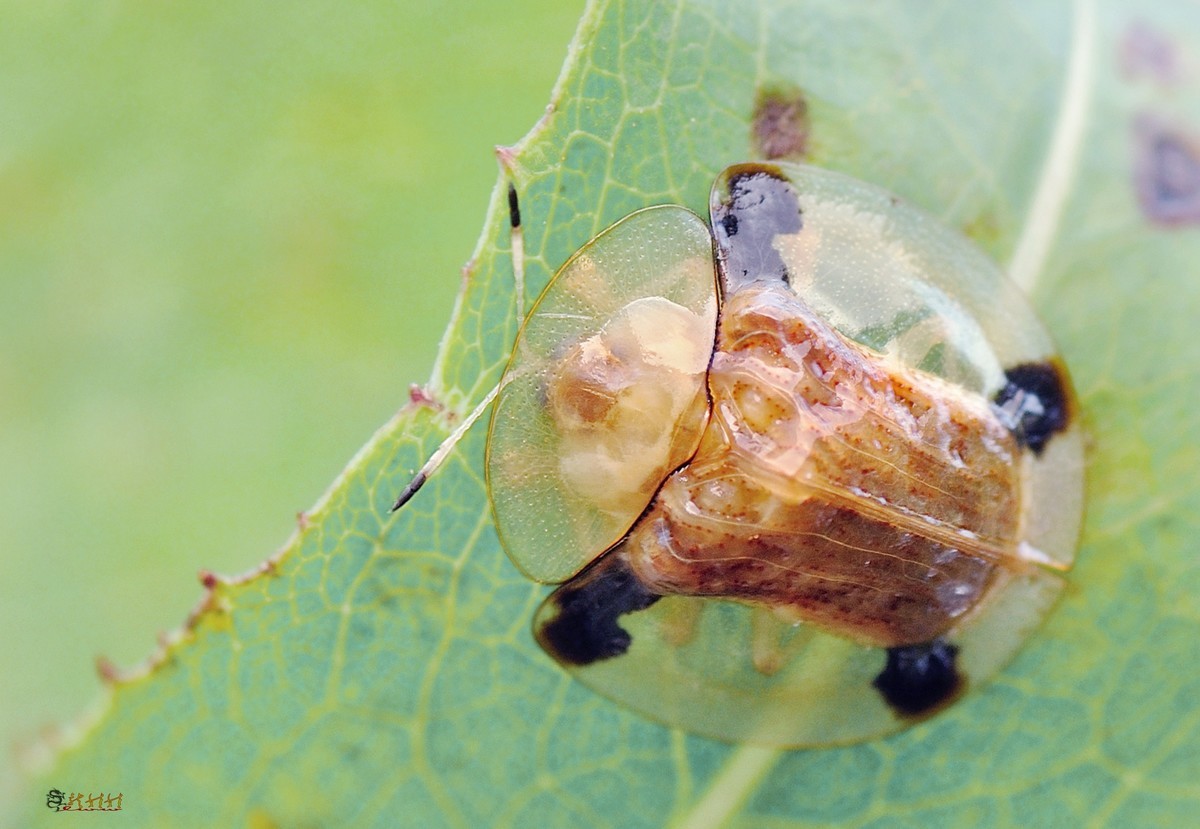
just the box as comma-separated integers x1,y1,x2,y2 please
1134,115,1200,226
751,88,811,161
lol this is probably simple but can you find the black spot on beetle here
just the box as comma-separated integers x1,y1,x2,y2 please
874,638,963,716
751,87,811,161
711,163,803,292
992,360,1073,456
720,212,739,238
1134,115,1200,226
536,554,662,666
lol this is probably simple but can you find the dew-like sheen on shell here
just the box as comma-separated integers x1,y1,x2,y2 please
486,162,1084,746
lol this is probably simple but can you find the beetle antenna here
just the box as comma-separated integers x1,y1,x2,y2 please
393,182,526,514
391,381,502,512
508,182,525,321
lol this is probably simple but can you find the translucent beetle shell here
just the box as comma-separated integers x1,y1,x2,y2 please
485,162,1084,746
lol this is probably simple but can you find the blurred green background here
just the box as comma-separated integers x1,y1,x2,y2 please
0,0,580,793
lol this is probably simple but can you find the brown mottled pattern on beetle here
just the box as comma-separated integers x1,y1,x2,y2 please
625,283,1023,648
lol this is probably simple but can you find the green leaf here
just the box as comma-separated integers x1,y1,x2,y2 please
15,0,1200,826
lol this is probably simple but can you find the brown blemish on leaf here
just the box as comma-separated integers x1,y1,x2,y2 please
408,383,443,411
1133,115,1200,226
751,88,811,161
1120,21,1179,86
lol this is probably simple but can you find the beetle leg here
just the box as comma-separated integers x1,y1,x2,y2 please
872,638,963,716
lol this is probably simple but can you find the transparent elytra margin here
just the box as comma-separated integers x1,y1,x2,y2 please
760,165,1083,572
479,163,1085,747
547,567,1061,745
486,205,718,584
